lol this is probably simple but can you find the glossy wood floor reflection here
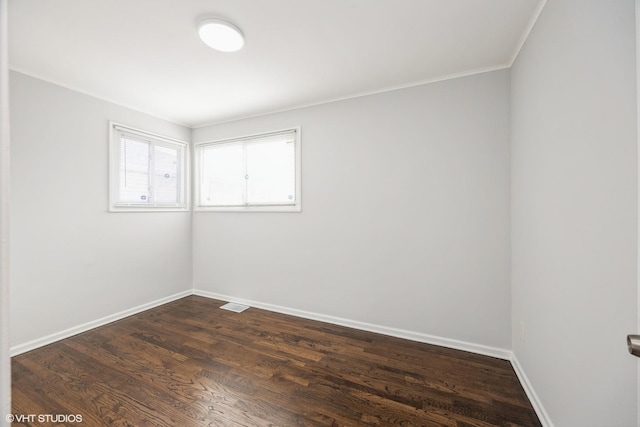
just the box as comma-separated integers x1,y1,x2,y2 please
12,296,541,426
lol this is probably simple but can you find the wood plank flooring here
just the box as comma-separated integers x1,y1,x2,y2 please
12,296,541,426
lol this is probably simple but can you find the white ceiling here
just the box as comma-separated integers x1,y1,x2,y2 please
8,0,544,128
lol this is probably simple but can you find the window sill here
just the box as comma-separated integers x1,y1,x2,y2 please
109,205,190,213
194,204,302,213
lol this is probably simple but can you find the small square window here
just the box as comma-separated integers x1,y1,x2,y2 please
109,122,189,212
195,128,301,212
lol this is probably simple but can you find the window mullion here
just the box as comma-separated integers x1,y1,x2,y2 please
194,127,300,211
148,144,154,204
110,122,188,212
242,142,248,206
176,149,182,205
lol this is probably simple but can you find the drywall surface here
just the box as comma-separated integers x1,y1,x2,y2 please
0,0,10,423
193,70,511,350
511,1,637,425
9,71,192,348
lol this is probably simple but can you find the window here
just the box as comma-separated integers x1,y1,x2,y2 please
195,128,301,212
109,122,188,211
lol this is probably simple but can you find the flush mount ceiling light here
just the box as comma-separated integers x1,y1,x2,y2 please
198,19,244,52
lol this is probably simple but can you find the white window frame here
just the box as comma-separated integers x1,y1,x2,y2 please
109,121,189,212
194,127,301,212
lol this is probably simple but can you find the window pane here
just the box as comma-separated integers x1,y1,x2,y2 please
246,139,295,205
153,145,179,203
119,137,150,203
201,144,245,206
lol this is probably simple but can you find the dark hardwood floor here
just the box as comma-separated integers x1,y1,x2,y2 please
12,296,541,426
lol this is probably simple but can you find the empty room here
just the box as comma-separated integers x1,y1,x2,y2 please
0,0,639,426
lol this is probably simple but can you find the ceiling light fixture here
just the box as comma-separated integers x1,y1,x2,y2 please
198,19,244,52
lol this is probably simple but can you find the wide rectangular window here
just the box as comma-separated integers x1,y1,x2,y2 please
109,122,188,211
195,128,301,212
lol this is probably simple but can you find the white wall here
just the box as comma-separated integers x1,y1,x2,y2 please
511,1,637,426
0,0,10,424
9,71,192,350
193,69,512,351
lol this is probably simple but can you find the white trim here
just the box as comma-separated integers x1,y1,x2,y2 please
112,122,189,146
197,204,302,213
9,290,191,357
510,354,554,427
192,289,511,360
507,0,548,66
11,65,514,130
194,127,302,213
0,0,10,424
14,64,510,130
8,68,192,128
636,1,640,425
7,286,554,425
194,128,297,147
10,0,548,133
109,121,190,212
108,206,190,213
192,65,510,128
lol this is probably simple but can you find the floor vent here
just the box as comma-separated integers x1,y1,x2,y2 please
220,302,250,313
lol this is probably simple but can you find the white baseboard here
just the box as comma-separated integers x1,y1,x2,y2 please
193,289,512,360
10,287,552,427
511,353,554,427
10,290,192,357
195,290,557,425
